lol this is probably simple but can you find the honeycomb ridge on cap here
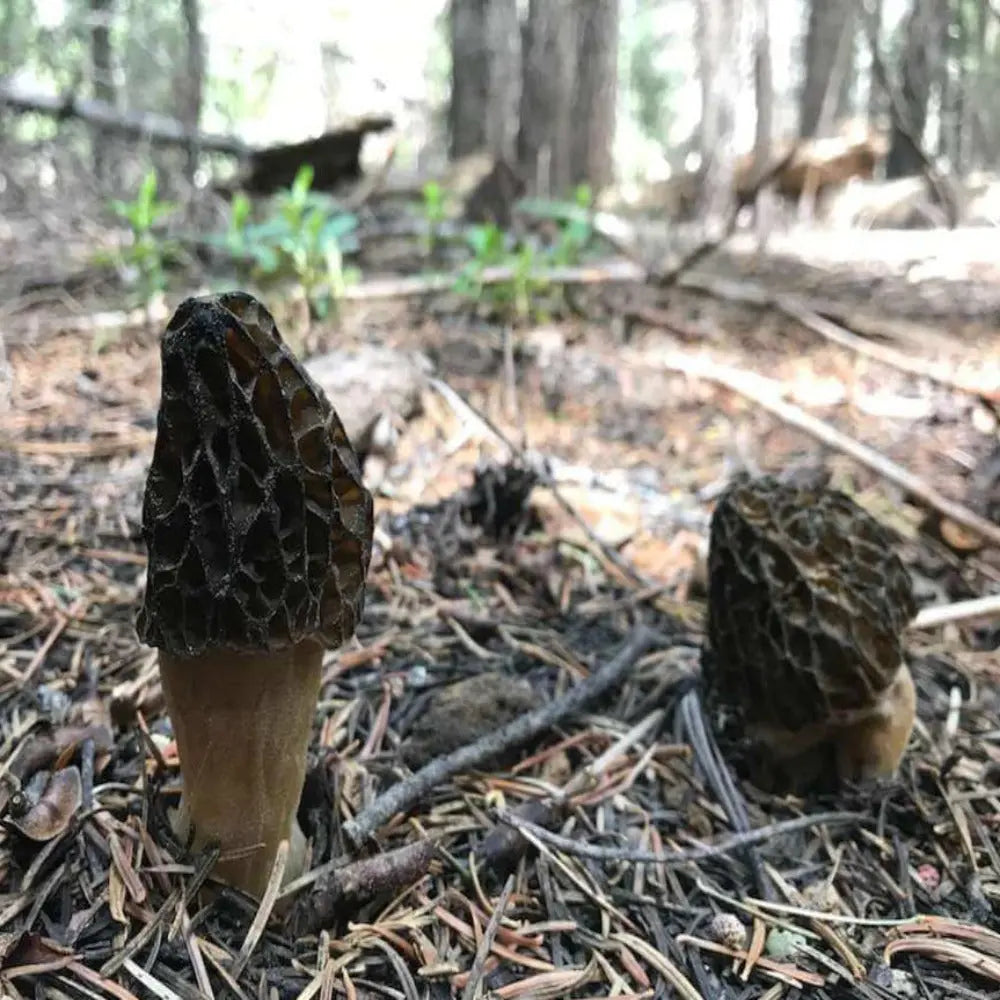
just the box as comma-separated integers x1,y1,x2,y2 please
704,473,917,733
136,290,374,657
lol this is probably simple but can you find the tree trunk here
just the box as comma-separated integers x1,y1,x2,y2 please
753,0,773,172
885,0,948,178
90,0,116,185
518,0,577,194
962,0,987,169
937,0,959,168
799,0,856,138
448,0,520,161
570,0,620,193
179,0,204,177
865,0,884,124
752,0,774,244
696,0,742,226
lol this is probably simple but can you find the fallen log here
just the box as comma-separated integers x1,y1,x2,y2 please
240,115,394,193
1,79,394,194
0,78,248,155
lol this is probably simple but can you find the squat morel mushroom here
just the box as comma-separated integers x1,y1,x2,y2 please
703,473,917,788
137,291,373,898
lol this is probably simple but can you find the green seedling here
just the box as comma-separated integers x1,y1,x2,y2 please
102,168,179,304
216,164,360,319
421,180,447,256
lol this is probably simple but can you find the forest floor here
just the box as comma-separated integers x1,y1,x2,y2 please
2,222,1000,1000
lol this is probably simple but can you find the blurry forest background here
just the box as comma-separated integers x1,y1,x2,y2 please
2,0,1000,554
3,0,1000,305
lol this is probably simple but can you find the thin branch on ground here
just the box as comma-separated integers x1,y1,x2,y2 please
461,874,515,1000
341,626,657,848
910,594,1000,631
495,808,867,865
654,145,798,289
473,709,672,872
680,276,996,400
284,839,439,937
645,350,1000,547
429,377,651,587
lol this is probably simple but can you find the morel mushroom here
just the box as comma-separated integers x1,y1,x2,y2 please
703,473,917,787
137,291,373,898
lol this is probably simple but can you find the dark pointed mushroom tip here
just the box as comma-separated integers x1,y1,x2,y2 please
136,291,374,657
704,472,917,731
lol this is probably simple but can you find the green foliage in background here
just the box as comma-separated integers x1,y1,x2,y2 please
97,168,178,303
452,184,598,323
623,0,680,146
0,0,36,78
421,180,448,255
220,164,360,319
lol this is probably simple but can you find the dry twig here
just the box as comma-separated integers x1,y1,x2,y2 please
341,626,657,847
645,350,1000,547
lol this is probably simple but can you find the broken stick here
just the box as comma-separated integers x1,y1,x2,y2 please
648,351,1000,548
341,626,657,848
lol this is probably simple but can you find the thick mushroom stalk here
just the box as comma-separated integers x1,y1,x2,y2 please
704,473,918,789
137,291,373,899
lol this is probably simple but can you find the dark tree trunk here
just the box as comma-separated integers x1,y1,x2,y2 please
696,0,742,225
937,0,959,167
886,0,949,178
751,0,774,240
90,0,116,185
799,0,856,137
865,0,884,124
569,0,620,193
179,0,204,177
753,0,773,171
961,0,988,169
518,0,577,194
448,0,520,161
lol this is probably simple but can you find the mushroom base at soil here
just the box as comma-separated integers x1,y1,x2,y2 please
750,662,916,787
831,662,916,782
158,642,322,899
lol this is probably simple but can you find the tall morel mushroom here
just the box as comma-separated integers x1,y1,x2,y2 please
137,291,373,898
703,473,917,788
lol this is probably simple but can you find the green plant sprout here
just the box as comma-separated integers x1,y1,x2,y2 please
103,168,178,303
450,185,598,323
421,180,448,256
219,164,360,319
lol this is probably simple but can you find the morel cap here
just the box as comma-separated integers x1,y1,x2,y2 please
136,291,374,657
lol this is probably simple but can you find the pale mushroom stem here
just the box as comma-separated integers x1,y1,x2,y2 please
834,662,916,782
158,641,322,899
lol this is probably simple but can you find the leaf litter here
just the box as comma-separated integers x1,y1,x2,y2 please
1,242,1000,999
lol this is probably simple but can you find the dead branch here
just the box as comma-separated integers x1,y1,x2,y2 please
679,274,996,400
345,259,645,301
861,1,958,226
654,145,799,289
0,78,248,155
642,350,1000,548
284,839,438,937
341,626,657,848
473,799,565,872
428,377,650,587
910,594,1000,631
775,297,996,401
473,710,673,874
495,808,867,865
